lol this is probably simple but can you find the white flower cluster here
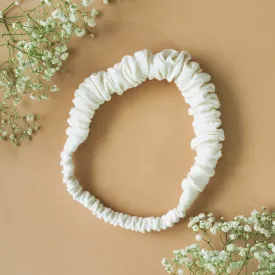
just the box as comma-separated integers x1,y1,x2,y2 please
0,0,106,145
162,208,275,274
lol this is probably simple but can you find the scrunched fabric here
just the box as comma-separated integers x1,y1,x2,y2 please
60,49,224,233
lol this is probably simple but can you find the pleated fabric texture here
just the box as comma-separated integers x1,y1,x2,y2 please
60,49,225,233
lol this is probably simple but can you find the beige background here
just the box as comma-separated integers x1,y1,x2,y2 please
1,0,275,274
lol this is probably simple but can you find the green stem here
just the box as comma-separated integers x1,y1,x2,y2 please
207,241,214,250
219,232,225,246
7,45,12,67
237,242,253,275
1,33,28,36
2,2,15,14
0,61,8,67
202,237,215,250
188,260,197,275
23,5,43,14
26,14,40,26
8,43,43,61
3,19,15,40
3,15,25,19
237,259,249,275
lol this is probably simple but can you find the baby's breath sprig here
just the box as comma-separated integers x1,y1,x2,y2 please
162,208,275,274
0,0,105,146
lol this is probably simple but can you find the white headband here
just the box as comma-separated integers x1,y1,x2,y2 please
60,49,224,233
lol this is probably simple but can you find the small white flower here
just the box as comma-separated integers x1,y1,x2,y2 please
51,56,61,65
17,40,26,48
227,244,235,252
26,114,34,122
91,9,99,17
208,217,215,223
195,234,203,241
264,231,271,238
15,0,21,6
44,0,52,6
75,28,86,37
198,220,212,230
43,50,53,59
0,11,3,19
55,45,67,55
219,250,229,261
205,263,216,274
60,53,69,60
254,252,262,260
69,3,79,12
82,0,93,7
41,94,49,100
60,45,68,53
12,22,20,30
161,258,168,266
87,18,96,27
188,217,198,228
16,80,26,93
29,94,37,100
178,269,184,275
16,51,24,60
230,221,239,228
2,130,7,137
254,224,259,231
52,9,67,21
50,85,59,92
24,42,34,52
62,22,73,34
239,248,246,257
39,20,46,26
103,0,109,4
221,224,231,233
244,225,252,232
199,213,206,219
69,13,78,22
187,244,199,250
21,75,29,82
251,209,259,216
52,9,61,19
192,225,199,232
210,226,217,235
27,128,33,135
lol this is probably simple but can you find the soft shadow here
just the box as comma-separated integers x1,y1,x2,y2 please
67,32,242,232
74,79,190,216
75,81,179,216
186,57,243,218
74,91,123,196
151,58,243,236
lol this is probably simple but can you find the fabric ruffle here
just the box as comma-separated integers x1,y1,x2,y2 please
60,49,224,233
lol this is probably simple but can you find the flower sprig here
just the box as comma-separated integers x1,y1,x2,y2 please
162,208,275,274
0,0,107,146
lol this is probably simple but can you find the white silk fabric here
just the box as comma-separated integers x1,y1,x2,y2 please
60,49,224,233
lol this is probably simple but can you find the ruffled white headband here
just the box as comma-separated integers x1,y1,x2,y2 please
60,49,224,233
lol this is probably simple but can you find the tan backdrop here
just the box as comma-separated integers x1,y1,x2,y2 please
1,0,275,274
